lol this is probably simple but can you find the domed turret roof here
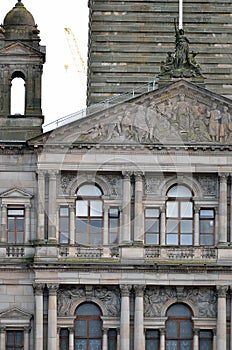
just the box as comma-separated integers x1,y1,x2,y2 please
3,0,35,27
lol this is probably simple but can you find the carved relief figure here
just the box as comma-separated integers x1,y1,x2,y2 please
174,94,190,131
220,106,231,142
58,287,85,316
208,103,221,141
94,287,120,316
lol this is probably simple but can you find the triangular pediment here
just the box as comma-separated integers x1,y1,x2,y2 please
0,187,33,199
0,307,31,320
0,41,42,56
34,80,232,146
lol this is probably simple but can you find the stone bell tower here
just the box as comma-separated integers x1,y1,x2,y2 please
0,0,45,140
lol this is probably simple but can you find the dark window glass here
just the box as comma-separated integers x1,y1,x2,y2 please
145,208,160,245
60,328,69,350
59,207,70,243
166,304,193,350
199,330,213,350
7,209,25,244
145,329,159,350
76,185,103,245
6,331,24,350
109,208,120,244
200,209,215,246
166,185,193,246
108,329,117,350
75,303,102,350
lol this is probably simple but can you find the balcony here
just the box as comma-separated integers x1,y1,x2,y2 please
144,246,217,262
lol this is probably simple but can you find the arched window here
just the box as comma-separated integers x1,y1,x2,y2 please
76,184,103,245
11,74,25,115
166,185,193,245
166,303,193,350
75,303,102,350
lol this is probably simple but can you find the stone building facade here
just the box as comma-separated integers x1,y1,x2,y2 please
0,1,232,350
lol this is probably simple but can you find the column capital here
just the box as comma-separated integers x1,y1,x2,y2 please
37,170,47,177
216,285,228,297
0,326,5,333
48,170,59,178
160,328,166,335
24,326,31,333
68,327,74,334
47,283,59,295
193,328,200,335
134,171,144,180
122,171,132,179
134,285,145,297
219,173,229,181
194,205,200,213
33,283,45,296
120,284,132,297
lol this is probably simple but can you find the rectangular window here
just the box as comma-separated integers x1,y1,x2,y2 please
7,209,25,244
145,208,160,245
60,328,69,350
108,329,117,350
59,207,70,244
199,330,213,350
6,330,24,350
200,209,215,246
145,329,159,350
109,207,120,244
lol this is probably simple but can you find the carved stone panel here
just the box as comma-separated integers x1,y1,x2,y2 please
194,174,218,197
57,286,120,317
144,286,216,318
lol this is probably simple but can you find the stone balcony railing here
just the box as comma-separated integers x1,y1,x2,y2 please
144,246,217,261
0,244,226,263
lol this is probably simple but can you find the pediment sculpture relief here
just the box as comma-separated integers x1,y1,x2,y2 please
75,94,232,144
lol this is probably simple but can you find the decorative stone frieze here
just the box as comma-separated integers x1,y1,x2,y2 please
194,174,218,197
57,286,120,317
144,286,217,318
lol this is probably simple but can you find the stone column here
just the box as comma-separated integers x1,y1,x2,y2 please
193,329,199,350
216,286,228,350
230,174,232,244
103,204,109,246
194,207,200,246
134,173,144,243
25,204,31,243
47,284,58,350
1,204,7,243
117,328,120,350
69,328,74,350
230,289,232,350
120,285,131,350
160,207,166,246
48,171,58,242
37,171,46,241
0,327,5,349
24,327,30,350
219,174,228,244
69,205,75,245
134,285,145,350
160,329,165,350
121,172,131,243
103,328,108,350
213,329,217,350
34,283,44,350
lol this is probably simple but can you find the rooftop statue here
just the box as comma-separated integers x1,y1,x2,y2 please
159,19,203,79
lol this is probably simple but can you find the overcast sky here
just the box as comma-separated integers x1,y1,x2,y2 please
1,0,89,126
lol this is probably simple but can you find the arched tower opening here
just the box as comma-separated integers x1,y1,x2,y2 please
10,71,26,115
